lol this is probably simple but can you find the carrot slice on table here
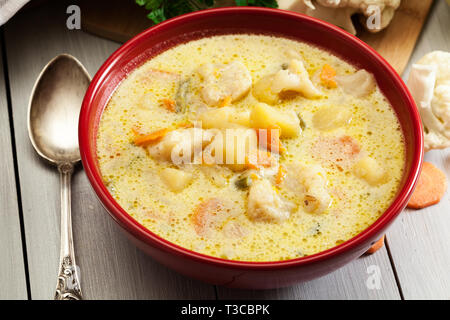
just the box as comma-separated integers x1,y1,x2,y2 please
320,64,337,88
407,162,447,209
133,128,169,147
366,235,385,254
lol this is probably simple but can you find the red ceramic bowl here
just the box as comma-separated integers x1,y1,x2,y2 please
79,7,423,289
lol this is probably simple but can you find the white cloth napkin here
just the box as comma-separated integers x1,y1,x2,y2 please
0,0,29,26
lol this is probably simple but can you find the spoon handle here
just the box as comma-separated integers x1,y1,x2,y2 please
54,163,82,300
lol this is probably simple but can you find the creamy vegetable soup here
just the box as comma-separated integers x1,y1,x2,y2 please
97,35,405,261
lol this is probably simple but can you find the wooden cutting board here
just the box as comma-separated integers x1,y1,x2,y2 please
80,0,434,74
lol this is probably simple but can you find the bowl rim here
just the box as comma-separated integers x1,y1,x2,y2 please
79,6,423,270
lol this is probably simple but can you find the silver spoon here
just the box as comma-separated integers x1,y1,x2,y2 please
28,54,90,300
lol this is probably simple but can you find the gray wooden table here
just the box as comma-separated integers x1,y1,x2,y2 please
0,0,449,300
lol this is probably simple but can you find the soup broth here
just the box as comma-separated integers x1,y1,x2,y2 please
97,35,405,261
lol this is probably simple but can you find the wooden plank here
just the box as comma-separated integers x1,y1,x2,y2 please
80,0,432,75
218,247,400,299
385,0,450,300
80,0,152,43
0,39,28,300
4,0,215,299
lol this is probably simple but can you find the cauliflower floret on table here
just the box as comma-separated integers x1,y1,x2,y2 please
315,0,401,33
278,0,400,34
247,179,292,222
197,61,252,106
407,51,450,151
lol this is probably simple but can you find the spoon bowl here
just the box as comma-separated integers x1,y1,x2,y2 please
28,54,90,164
28,53,90,299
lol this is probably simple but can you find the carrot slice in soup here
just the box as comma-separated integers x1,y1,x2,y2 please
275,165,286,185
245,149,273,170
320,64,337,88
148,68,179,77
255,126,282,154
219,96,232,107
133,128,169,147
176,121,194,128
192,198,223,236
407,162,447,209
161,99,176,112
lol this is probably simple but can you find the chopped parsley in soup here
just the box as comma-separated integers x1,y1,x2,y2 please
97,35,405,261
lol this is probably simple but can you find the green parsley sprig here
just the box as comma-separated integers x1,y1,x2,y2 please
136,0,278,25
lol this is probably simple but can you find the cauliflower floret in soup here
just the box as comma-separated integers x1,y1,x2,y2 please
197,61,252,106
248,179,292,222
